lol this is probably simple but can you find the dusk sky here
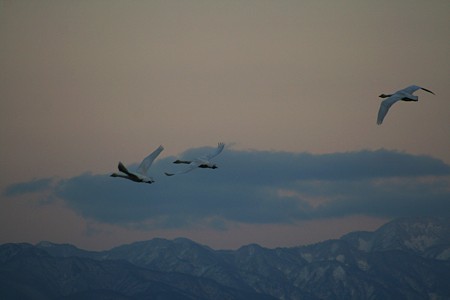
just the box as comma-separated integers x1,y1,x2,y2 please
1,0,449,251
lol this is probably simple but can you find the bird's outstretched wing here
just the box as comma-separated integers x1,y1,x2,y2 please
165,161,200,176
203,142,225,160
137,145,164,176
398,85,422,95
117,162,140,180
420,87,435,95
377,94,403,125
399,85,435,95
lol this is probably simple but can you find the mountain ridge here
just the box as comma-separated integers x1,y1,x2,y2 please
2,217,450,299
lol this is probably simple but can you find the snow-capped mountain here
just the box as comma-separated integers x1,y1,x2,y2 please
341,217,450,259
1,217,450,299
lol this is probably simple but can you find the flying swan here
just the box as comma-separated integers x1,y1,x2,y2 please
111,145,164,184
377,85,435,125
165,142,225,176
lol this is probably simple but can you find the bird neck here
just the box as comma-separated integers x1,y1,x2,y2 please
111,173,127,179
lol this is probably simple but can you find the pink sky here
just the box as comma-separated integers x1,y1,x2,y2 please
1,1,449,250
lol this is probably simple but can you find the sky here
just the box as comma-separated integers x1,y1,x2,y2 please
1,0,449,251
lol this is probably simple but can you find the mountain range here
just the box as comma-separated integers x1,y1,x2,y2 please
1,217,450,299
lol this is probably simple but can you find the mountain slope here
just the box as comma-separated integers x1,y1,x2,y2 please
341,216,450,259
0,244,275,300
2,217,450,299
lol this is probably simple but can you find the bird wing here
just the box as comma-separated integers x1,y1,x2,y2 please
397,85,435,95
203,142,225,160
398,85,422,95
118,162,141,180
377,94,403,125
165,161,200,176
136,145,164,176
420,87,435,95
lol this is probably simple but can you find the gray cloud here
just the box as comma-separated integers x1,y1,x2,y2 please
5,148,450,228
3,178,54,197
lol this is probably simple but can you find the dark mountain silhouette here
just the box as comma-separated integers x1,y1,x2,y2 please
1,217,450,299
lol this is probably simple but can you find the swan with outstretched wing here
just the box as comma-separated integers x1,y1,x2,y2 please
111,145,164,184
377,85,435,125
165,142,225,176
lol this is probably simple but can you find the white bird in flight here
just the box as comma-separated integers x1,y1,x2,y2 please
165,142,225,176
377,85,435,125
111,145,164,184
